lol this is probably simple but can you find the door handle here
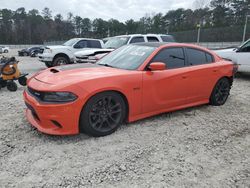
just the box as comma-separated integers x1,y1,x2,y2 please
213,69,218,73
182,75,188,79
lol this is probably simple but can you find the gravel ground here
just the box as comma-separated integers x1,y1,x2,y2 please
0,50,249,188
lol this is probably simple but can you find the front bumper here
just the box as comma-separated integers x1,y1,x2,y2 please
23,89,81,135
39,53,53,62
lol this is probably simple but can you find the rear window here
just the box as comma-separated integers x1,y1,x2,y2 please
206,53,214,63
130,37,145,44
88,40,102,48
147,37,159,42
161,35,175,42
186,48,207,66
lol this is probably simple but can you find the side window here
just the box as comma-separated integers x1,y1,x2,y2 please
147,36,159,42
206,53,214,63
130,37,145,44
186,48,207,66
152,48,185,69
88,40,102,48
161,36,175,42
75,40,88,48
239,41,250,52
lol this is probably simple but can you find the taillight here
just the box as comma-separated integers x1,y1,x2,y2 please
233,63,238,75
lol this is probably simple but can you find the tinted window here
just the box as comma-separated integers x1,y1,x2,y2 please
161,35,175,42
186,48,207,66
206,53,214,63
147,37,159,42
77,40,88,48
88,40,101,48
152,48,185,69
130,37,145,44
240,40,250,52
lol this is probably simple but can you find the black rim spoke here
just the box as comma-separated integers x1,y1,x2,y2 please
215,80,230,104
89,96,122,132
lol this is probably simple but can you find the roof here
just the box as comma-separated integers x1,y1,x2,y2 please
132,42,173,48
111,34,173,38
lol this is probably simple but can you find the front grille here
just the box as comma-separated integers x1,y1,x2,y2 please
25,102,40,121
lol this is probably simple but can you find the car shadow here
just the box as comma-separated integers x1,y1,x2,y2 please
235,72,250,81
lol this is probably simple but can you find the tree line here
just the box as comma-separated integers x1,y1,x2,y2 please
0,0,249,44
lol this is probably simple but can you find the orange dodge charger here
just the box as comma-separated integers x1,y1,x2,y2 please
23,43,237,137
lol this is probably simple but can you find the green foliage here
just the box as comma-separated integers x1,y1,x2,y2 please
0,0,249,44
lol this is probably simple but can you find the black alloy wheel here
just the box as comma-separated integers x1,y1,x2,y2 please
80,92,126,137
210,78,231,106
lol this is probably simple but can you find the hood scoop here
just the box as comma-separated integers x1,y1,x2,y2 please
50,68,60,73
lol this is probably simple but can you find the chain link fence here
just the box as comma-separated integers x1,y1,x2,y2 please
170,25,249,43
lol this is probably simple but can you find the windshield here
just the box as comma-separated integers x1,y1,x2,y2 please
97,45,156,70
103,37,130,49
63,39,79,46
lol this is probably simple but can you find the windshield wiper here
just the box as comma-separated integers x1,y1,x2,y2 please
99,64,115,68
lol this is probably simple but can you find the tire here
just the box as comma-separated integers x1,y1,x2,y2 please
45,62,53,68
52,56,69,66
18,76,27,86
210,78,231,106
4,50,8,53
7,81,18,92
0,80,7,88
23,52,29,56
80,91,126,137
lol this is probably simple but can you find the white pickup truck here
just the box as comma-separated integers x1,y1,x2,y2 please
214,39,250,73
74,34,175,63
39,38,104,67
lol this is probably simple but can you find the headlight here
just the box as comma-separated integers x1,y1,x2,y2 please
42,92,78,103
44,49,52,53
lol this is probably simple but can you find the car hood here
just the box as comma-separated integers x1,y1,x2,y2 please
34,63,130,86
214,48,236,53
74,49,114,57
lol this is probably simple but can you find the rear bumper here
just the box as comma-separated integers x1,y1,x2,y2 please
238,64,250,73
23,89,81,135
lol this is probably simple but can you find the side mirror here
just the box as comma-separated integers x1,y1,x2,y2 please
148,62,166,71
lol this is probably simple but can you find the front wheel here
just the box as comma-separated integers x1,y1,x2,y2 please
7,81,18,92
45,62,53,68
210,78,231,106
18,76,27,86
80,92,126,137
52,57,69,66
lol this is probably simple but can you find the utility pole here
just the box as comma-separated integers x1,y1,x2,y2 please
197,24,201,44
242,15,250,43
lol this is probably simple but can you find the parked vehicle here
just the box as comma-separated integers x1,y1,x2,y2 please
18,47,43,56
39,38,104,67
0,46,10,53
75,34,175,63
24,43,236,137
30,47,45,57
214,39,250,73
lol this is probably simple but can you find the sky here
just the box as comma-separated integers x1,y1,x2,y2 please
0,0,197,22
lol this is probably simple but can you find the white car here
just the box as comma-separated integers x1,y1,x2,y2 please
214,39,250,73
0,46,10,53
39,38,104,67
75,34,175,63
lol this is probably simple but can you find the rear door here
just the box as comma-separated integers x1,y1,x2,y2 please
142,47,190,113
235,40,250,72
183,47,219,102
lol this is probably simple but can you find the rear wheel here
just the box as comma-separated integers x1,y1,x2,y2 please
23,52,28,56
7,81,18,92
0,80,7,88
53,56,69,66
4,50,8,53
210,78,231,106
80,92,126,137
18,76,27,86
